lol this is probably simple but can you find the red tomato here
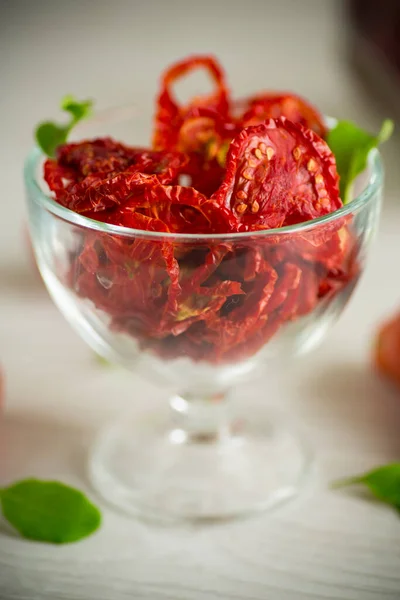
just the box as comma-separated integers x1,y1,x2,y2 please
375,312,400,388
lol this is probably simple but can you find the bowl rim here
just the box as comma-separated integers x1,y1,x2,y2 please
23,115,384,242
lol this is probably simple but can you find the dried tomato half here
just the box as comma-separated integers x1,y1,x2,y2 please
213,118,341,230
57,138,140,176
204,260,278,350
143,183,238,234
43,160,77,203
178,243,232,294
165,280,244,337
237,93,327,138
176,106,237,196
57,139,186,184
44,140,187,215
176,106,234,157
153,55,230,152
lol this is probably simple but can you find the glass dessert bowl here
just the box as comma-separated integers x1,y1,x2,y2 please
23,45,390,523
24,104,383,522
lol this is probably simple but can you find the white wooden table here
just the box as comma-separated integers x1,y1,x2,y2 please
1,1,400,598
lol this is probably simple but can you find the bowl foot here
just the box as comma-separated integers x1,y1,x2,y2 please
89,404,311,523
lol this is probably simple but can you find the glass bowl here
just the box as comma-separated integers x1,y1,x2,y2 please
24,107,383,522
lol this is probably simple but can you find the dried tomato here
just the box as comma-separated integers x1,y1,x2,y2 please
177,106,235,157
204,261,278,349
68,171,159,215
153,55,230,152
151,57,235,197
217,275,301,364
212,118,341,230
179,243,232,293
222,312,283,363
45,140,187,214
296,266,320,316
57,138,140,176
43,160,75,203
143,183,238,234
176,107,237,196
266,263,302,313
238,93,327,138
161,242,182,318
166,280,244,336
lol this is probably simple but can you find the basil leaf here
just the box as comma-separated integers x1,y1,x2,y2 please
0,478,101,544
332,463,400,509
35,95,93,158
35,122,70,160
61,95,93,122
326,119,393,204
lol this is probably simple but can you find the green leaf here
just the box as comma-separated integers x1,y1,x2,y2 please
61,95,93,123
326,119,393,204
332,463,400,508
35,122,70,160
0,478,101,544
35,95,93,158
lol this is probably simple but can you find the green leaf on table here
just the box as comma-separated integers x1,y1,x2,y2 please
326,119,393,204
35,95,93,158
0,478,101,544
332,463,400,509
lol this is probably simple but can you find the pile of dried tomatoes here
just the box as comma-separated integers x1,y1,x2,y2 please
44,55,357,363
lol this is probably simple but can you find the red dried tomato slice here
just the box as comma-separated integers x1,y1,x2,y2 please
153,59,235,195
66,172,157,215
266,262,302,313
213,118,341,230
205,261,278,349
179,243,232,293
45,141,188,215
70,207,182,331
57,138,139,176
177,106,234,156
43,160,77,202
225,269,303,364
238,93,327,138
153,55,230,152
291,222,354,275
296,266,321,316
175,106,237,196
243,247,264,281
165,280,244,337
221,311,283,363
58,139,186,183
144,183,238,234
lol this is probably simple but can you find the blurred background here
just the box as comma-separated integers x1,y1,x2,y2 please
1,0,399,281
